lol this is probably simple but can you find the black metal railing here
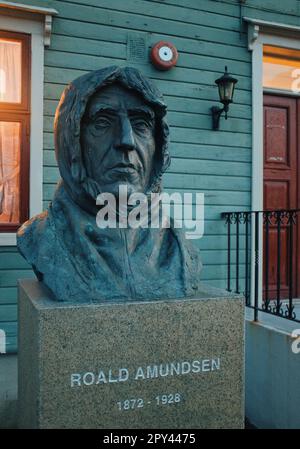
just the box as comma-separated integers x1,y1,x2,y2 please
221,209,300,323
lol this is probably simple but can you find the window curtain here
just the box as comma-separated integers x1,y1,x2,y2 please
0,39,21,102
0,39,21,223
0,122,20,223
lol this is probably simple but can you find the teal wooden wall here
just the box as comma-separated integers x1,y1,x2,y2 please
1,0,300,352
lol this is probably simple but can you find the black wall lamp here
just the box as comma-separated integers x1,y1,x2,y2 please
211,66,238,130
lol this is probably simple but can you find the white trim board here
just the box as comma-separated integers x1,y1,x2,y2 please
0,1,58,46
0,1,58,16
0,14,44,246
245,19,300,306
244,17,300,43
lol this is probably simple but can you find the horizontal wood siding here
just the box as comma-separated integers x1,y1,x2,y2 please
1,0,300,352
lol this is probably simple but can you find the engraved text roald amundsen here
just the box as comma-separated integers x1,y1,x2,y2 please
70,357,221,387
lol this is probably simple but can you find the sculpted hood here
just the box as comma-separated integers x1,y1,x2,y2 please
54,65,170,213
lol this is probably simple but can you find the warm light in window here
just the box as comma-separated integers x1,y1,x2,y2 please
0,121,20,223
0,68,5,98
263,45,300,93
0,39,21,103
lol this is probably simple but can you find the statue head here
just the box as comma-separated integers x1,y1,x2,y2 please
54,66,170,213
81,83,156,198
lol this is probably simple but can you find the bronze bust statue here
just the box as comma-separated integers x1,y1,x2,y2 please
17,66,202,302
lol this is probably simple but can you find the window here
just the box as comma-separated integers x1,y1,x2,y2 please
263,45,300,92
0,30,30,232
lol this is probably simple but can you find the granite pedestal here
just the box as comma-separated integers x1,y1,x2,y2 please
18,279,244,429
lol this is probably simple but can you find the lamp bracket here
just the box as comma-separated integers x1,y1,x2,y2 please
211,106,225,130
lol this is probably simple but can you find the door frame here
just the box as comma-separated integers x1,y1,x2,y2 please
245,18,300,306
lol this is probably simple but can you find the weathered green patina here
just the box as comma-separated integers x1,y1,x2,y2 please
17,67,202,302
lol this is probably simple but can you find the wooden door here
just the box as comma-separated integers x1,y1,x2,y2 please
263,94,298,300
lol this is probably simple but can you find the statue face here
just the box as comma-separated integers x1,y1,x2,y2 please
81,83,156,197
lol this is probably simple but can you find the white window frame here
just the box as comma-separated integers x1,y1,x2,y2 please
245,17,300,306
0,2,57,245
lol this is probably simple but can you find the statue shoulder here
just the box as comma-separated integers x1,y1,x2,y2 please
16,210,55,262
17,210,49,240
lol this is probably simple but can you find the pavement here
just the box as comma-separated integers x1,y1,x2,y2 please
0,354,17,429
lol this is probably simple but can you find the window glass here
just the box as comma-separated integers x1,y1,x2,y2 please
0,31,30,231
0,38,21,103
263,45,300,92
0,121,20,223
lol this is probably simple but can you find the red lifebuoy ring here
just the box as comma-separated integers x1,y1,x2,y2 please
150,41,178,71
